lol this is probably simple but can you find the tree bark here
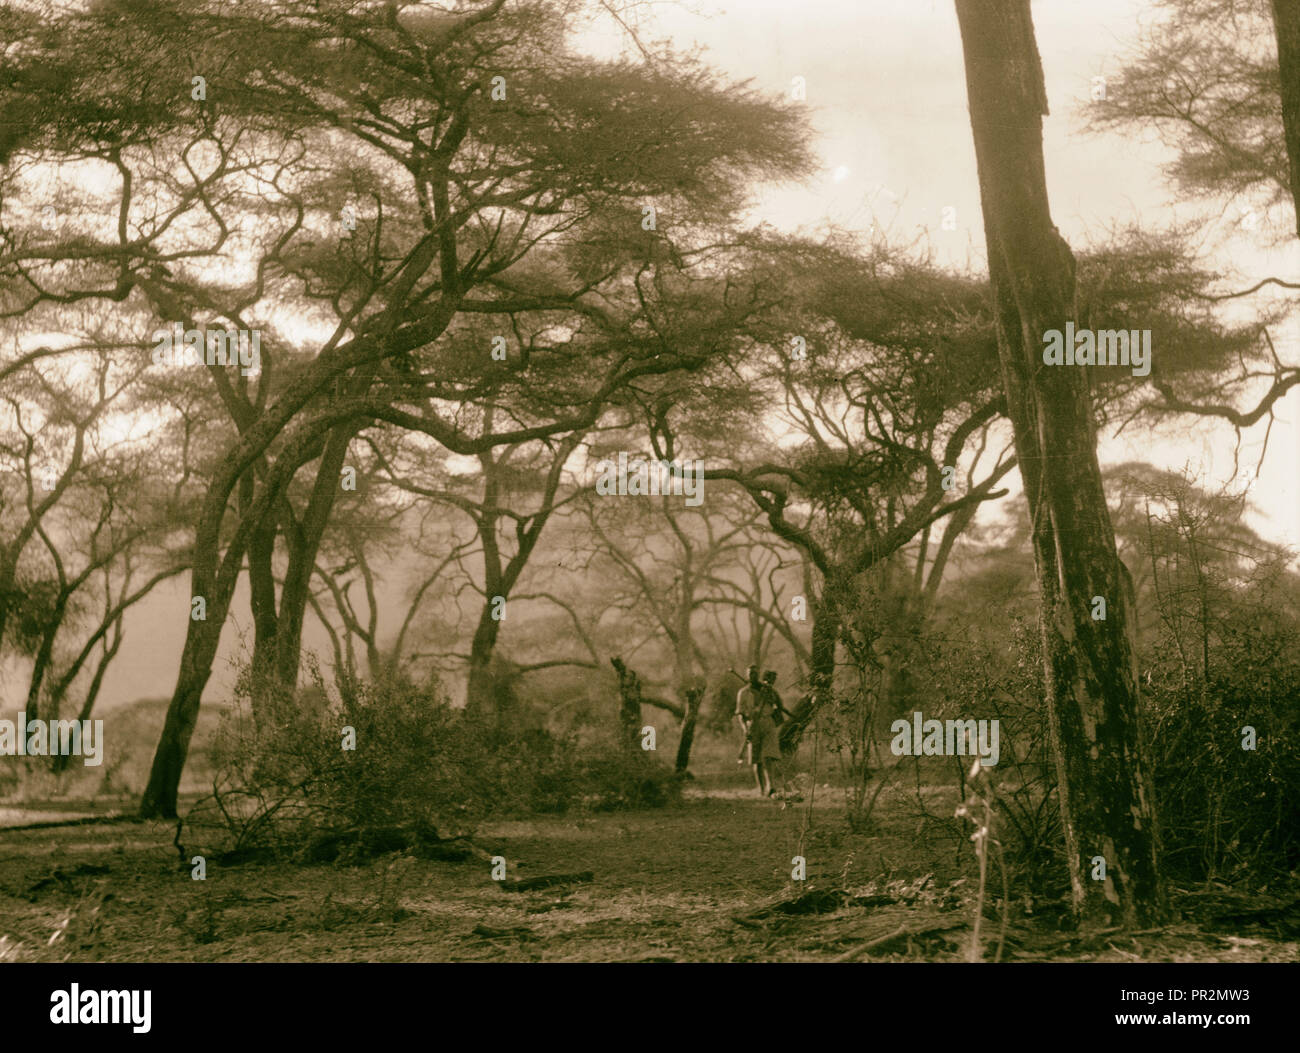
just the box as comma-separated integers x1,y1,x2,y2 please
674,686,702,774
611,657,643,752
138,620,226,817
1272,1,1300,236
955,0,1164,928
247,499,282,722
139,412,353,818
779,585,839,753
272,422,358,692
465,610,504,715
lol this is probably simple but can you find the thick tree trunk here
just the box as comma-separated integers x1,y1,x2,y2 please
139,616,227,818
674,687,702,774
273,423,356,691
464,609,502,716
779,586,839,753
955,0,1163,928
24,593,69,721
1272,1,1300,236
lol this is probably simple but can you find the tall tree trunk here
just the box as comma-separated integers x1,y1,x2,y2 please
138,618,227,818
955,0,1163,928
247,502,281,722
250,405,364,719
273,423,357,692
1272,1,1300,236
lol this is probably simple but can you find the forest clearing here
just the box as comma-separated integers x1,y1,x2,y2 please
4,735,1298,963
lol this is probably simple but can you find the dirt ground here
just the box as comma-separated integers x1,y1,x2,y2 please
2,745,1298,962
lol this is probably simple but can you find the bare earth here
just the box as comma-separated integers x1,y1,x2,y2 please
2,774,1297,963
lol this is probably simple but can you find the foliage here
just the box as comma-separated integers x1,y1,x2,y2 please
1143,558,1300,881
184,665,680,861
923,613,1065,897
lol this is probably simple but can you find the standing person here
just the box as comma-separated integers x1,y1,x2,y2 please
761,670,795,799
736,666,783,797
735,667,760,764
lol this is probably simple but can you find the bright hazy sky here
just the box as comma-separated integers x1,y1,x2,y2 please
601,0,1300,550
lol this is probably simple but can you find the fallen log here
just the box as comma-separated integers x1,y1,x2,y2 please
738,886,899,923
832,925,912,961
472,923,539,942
0,811,130,832
832,916,967,961
497,870,595,893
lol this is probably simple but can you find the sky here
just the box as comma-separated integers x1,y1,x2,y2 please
587,0,1300,546
7,0,1299,718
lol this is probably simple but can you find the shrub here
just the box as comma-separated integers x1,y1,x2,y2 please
577,745,684,811
183,664,679,861
1143,570,1300,881
923,614,1064,895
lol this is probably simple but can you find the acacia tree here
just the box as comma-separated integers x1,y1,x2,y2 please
0,352,123,657
582,480,800,691
653,245,1020,750
304,479,429,683
695,523,810,682
361,405,589,714
356,257,792,713
0,340,197,739
1091,0,1298,230
0,0,813,816
955,0,1163,928
1104,462,1284,684
1088,0,1300,427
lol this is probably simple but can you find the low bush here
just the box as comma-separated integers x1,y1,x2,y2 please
182,664,680,861
1143,571,1300,882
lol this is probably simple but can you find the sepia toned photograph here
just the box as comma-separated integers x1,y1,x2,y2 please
1,0,1298,989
